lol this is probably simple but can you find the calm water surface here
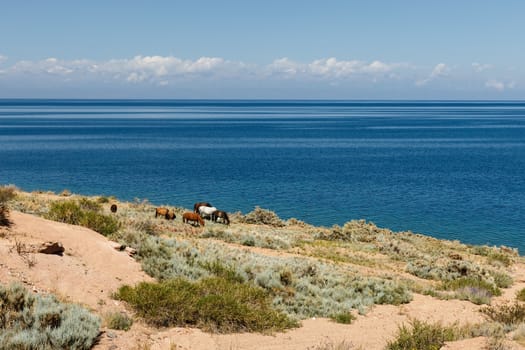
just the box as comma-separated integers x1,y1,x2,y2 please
1,100,524,252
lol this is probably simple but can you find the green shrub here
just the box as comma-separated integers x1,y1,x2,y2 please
0,282,100,350
0,185,16,204
45,200,119,236
105,311,133,331
242,236,256,247
386,319,457,350
80,211,120,236
114,277,298,333
45,201,84,225
442,277,501,304
243,207,285,227
78,198,102,212
517,288,525,302
199,260,245,283
481,302,525,329
97,196,110,203
0,185,16,227
512,323,525,345
491,271,513,289
330,312,356,324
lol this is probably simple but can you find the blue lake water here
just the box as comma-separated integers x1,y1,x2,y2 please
0,100,524,252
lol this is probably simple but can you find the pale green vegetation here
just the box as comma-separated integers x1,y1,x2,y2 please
0,185,17,227
104,311,133,331
385,319,510,350
386,320,458,350
44,199,120,236
307,339,361,350
115,277,297,333
0,282,100,350
9,188,522,337
517,288,525,302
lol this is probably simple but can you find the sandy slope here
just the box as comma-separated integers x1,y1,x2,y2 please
1,211,525,350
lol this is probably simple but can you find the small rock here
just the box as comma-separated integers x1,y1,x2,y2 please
111,242,126,251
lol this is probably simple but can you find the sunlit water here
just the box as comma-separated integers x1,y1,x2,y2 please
1,100,524,252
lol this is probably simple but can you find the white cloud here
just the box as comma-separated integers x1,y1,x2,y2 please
0,55,412,84
267,57,402,79
430,63,449,78
485,80,515,91
2,55,238,83
10,55,522,97
472,62,492,72
416,63,450,86
0,54,7,64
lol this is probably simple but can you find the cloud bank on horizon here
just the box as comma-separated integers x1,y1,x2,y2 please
0,54,519,99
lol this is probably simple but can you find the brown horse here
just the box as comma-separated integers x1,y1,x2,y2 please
183,212,205,226
110,204,117,213
194,202,212,213
155,207,175,220
212,210,230,225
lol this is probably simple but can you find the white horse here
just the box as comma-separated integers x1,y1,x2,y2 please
198,206,217,220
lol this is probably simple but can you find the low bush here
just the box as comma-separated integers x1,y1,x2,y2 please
330,312,356,324
114,277,298,333
512,323,525,345
491,271,513,289
386,319,457,350
45,200,85,225
105,311,133,331
481,302,525,330
308,339,358,350
80,210,120,236
45,200,119,236
0,185,17,227
78,198,102,212
442,277,501,304
242,206,285,227
97,196,110,203
517,288,525,302
0,282,100,349
198,260,245,283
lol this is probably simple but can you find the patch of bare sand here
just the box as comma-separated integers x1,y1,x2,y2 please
3,211,525,349
0,211,153,311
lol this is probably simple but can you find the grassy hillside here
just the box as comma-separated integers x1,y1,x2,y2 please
3,185,525,348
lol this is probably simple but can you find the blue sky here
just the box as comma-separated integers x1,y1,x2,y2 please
1,1,524,99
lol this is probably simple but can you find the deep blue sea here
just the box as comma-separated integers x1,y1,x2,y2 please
0,100,524,252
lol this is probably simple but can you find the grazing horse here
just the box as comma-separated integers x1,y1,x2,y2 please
183,212,205,226
165,211,176,220
194,202,212,213
212,210,230,225
155,207,176,220
198,206,217,220
110,204,117,213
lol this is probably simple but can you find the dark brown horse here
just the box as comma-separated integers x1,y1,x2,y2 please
212,210,230,225
183,212,205,226
110,204,117,213
194,202,212,213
